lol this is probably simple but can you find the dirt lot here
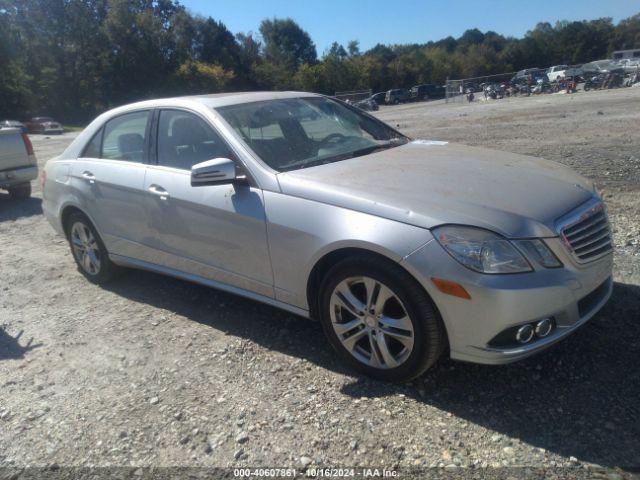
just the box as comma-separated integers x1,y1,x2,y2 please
1,88,639,476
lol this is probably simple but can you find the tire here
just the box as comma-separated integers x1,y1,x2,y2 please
64,212,120,284
583,84,591,92
318,255,446,382
8,183,31,199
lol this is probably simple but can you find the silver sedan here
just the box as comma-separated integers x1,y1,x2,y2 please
43,92,613,382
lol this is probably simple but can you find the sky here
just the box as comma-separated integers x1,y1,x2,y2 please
180,0,639,53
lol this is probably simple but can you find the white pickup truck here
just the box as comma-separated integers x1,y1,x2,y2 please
546,65,584,82
0,128,38,198
546,65,570,82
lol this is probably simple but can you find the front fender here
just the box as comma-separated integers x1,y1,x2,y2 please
264,191,433,309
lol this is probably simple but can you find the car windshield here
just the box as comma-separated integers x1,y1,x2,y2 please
217,97,408,172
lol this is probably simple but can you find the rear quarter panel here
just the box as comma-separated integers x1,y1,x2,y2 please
42,159,78,235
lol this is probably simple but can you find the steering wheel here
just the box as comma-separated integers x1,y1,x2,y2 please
318,133,347,148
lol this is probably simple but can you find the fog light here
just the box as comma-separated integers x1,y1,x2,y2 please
515,324,534,344
535,318,553,337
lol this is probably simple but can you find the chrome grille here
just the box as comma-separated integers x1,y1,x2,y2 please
559,201,613,263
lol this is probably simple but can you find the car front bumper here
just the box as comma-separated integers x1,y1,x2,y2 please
0,165,38,189
403,236,614,365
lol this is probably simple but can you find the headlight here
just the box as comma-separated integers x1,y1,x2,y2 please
514,239,562,268
432,226,532,274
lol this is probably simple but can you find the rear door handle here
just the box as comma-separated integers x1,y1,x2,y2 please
82,171,95,184
148,184,170,200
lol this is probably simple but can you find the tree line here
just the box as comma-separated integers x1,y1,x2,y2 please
1,0,639,123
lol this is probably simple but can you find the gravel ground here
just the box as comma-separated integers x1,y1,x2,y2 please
1,88,639,478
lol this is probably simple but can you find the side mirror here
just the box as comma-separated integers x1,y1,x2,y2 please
191,158,236,186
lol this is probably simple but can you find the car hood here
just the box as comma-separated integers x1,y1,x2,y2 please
277,141,595,238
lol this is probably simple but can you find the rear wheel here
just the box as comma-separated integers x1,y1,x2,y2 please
319,256,445,382
65,212,120,284
8,183,31,199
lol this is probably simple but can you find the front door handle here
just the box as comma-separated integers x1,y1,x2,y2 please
82,171,95,184
148,184,170,200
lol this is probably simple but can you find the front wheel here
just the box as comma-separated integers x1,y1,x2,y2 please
319,256,446,382
65,212,120,284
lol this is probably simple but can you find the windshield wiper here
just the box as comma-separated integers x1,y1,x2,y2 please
279,139,405,172
348,141,398,158
341,138,408,160
279,156,337,171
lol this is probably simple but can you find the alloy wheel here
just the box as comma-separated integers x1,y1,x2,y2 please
329,276,414,369
70,221,101,275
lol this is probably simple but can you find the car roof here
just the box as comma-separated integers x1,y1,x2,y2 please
109,91,323,114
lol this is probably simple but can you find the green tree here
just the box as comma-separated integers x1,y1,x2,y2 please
609,14,640,51
259,18,317,69
347,40,360,56
326,42,348,59
197,18,241,69
175,60,235,93
0,1,638,123
0,2,30,115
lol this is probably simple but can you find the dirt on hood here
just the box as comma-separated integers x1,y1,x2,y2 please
278,141,595,238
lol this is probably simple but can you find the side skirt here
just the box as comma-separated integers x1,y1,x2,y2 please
109,253,311,319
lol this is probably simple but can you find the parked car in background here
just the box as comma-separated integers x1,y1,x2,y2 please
0,120,28,133
410,84,446,101
371,92,387,105
615,58,640,73
25,117,64,135
511,68,546,84
581,60,624,76
385,88,410,104
463,82,482,93
583,71,624,91
0,127,37,198
43,91,613,382
353,97,379,112
563,66,584,81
